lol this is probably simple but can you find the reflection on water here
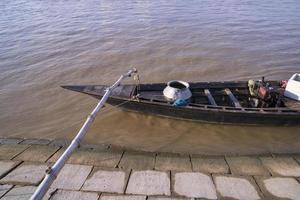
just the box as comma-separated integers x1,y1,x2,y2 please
0,0,300,155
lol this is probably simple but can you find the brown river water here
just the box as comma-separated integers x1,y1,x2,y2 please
1,0,300,155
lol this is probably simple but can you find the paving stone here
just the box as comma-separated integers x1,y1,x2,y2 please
51,190,99,200
0,160,21,178
0,144,29,160
14,145,60,162
1,186,36,200
20,138,50,145
214,175,261,200
0,184,13,198
226,156,269,176
119,151,155,170
126,170,170,196
0,163,47,185
1,185,53,200
44,187,57,200
49,139,71,147
47,148,66,162
82,168,128,193
69,148,123,168
0,138,23,144
100,194,147,200
260,157,300,176
173,172,217,199
148,198,194,200
51,164,92,190
155,153,192,171
256,176,300,200
191,155,229,174
49,148,123,168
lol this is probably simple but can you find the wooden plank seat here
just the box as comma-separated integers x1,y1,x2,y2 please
224,88,242,108
204,89,217,106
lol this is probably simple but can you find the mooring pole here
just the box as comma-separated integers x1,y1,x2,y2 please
30,68,137,200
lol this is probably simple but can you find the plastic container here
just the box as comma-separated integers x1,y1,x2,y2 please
284,73,300,101
163,80,192,101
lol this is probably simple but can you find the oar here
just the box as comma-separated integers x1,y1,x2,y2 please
30,68,137,200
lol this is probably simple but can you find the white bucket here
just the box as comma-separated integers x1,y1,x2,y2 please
163,80,192,101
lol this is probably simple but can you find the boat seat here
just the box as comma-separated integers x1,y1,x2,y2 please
204,89,217,106
224,88,242,108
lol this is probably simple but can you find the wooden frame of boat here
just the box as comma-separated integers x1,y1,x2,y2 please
62,80,300,125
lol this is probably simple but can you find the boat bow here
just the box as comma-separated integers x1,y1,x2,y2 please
61,85,136,99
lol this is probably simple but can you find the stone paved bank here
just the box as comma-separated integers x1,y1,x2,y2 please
0,138,299,200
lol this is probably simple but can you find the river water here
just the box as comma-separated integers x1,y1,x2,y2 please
1,0,300,155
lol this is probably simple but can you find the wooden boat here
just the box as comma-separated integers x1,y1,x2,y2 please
62,80,300,125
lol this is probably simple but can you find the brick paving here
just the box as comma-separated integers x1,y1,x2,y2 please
260,157,300,177
0,138,299,200
0,144,29,160
119,151,155,170
48,148,123,168
20,139,51,145
1,186,37,200
51,190,99,200
100,194,146,200
14,145,60,162
190,155,229,174
126,170,171,196
255,176,300,200
155,153,192,172
173,172,217,199
0,138,24,145
0,163,48,186
0,184,13,198
51,164,92,190
0,161,21,179
226,156,269,176
82,168,128,193
214,175,261,200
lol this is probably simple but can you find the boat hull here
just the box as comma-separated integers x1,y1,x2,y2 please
100,96,300,125
61,82,300,126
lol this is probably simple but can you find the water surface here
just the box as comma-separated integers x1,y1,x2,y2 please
1,0,300,155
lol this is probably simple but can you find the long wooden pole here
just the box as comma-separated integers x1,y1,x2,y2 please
30,68,137,200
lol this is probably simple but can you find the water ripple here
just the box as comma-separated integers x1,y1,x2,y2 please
0,0,300,154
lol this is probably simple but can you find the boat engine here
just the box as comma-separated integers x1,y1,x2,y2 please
163,80,192,103
248,77,281,108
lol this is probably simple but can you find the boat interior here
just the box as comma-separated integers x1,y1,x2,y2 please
135,81,300,112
